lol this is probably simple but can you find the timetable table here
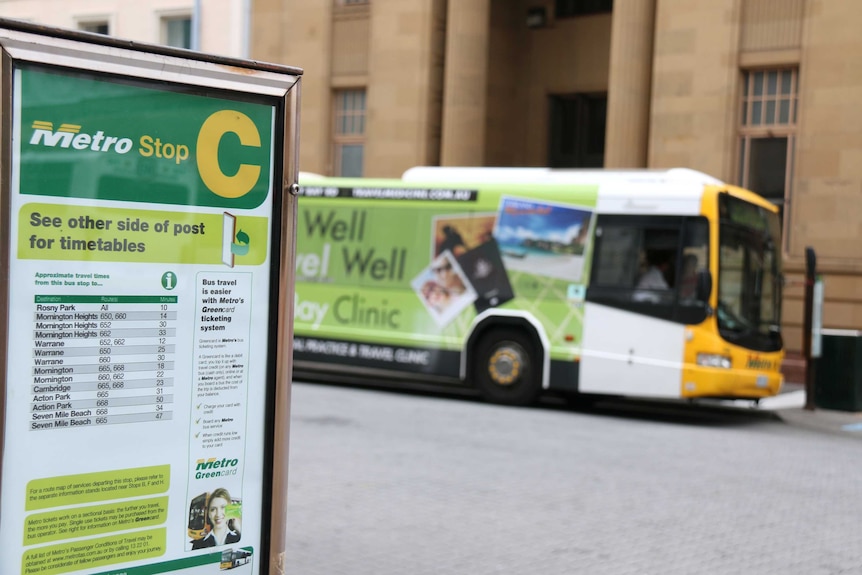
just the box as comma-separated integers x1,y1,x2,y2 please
30,295,177,430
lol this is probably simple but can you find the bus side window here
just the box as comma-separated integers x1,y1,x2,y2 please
589,216,682,317
631,228,680,305
678,219,709,301
634,229,680,294
591,224,641,287
675,218,711,323
679,253,700,300
588,215,709,325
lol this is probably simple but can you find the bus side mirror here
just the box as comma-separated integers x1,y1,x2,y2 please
696,269,712,302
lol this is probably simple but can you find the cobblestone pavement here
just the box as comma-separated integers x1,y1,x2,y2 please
284,382,862,575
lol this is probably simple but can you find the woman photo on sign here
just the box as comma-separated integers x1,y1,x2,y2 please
190,487,241,549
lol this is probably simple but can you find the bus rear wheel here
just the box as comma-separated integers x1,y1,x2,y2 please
473,329,541,406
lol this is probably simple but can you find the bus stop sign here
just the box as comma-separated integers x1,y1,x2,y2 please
0,20,301,575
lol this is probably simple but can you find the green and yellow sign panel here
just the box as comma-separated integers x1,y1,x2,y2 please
0,20,299,575
20,68,273,210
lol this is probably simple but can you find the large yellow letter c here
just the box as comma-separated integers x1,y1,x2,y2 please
197,110,261,199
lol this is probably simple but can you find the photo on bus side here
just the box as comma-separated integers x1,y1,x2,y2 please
431,211,515,312
494,197,594,283
431,212,496,259
411,250,477,326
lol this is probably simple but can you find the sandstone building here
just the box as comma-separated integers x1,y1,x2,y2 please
252,0,862,355
3,0,860,356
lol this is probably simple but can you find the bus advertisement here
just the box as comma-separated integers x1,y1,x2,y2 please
293,168,784,406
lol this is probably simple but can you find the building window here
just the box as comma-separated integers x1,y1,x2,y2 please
333,89,366,177
337,0,369,5
163,16,192,49
738,68,798,245
79,21,109,35
548,93,606,168
556,0,613,19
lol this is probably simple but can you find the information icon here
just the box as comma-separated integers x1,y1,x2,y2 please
162,271,177,290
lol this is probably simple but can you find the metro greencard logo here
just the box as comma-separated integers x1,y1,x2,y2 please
18,67,274,209
194,456,240,479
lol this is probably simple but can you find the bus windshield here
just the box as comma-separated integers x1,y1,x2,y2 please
717,194,783,352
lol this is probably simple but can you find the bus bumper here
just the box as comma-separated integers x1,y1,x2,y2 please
681,365,784,399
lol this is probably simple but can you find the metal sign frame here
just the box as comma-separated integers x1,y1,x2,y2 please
0,19,299,575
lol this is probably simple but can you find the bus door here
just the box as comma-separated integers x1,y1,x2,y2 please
579,215,710,397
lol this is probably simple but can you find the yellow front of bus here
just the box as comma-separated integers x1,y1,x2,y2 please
681,185,784,399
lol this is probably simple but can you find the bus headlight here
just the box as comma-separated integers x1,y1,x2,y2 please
696,353,732,369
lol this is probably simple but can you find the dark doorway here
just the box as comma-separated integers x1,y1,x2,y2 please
548,93,607,168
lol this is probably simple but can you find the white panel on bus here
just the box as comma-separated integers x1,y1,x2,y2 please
401,166,723,187
579,303,685,398
595,182,703,216
401,166,710,216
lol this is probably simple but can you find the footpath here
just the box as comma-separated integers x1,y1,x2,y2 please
731,381,862,440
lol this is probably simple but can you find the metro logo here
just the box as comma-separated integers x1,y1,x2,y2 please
746,356,773,370
29,120,134,154
195,457,240,470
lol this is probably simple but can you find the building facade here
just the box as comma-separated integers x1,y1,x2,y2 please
0,0,249,57
1,0,859,354
252,0,862,355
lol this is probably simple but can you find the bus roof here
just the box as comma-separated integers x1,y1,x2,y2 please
298,168,786,217
401,166,725,187
298,169,725,216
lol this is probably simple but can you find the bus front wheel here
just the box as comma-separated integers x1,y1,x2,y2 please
473,329,541,406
